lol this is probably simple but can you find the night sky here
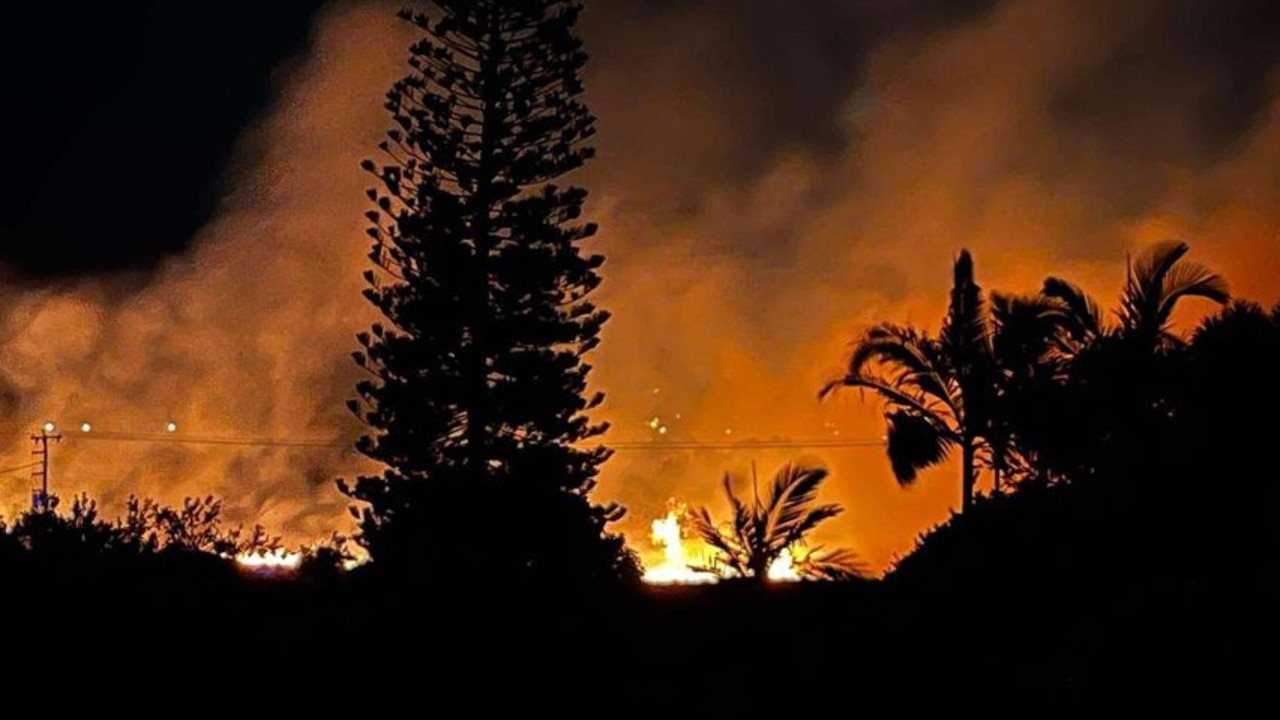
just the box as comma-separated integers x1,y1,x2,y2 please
3,0,1280,570
1,1,326,278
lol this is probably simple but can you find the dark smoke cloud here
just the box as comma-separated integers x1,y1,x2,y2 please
2,0,1279,571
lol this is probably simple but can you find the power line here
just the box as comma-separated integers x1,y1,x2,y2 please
0,431,884,492
610,439,885,450
0,461,41,476
74,431,347,450
65,430,884,452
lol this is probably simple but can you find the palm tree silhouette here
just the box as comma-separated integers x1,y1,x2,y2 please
822,251,994,511
823,242,1226,510
1042,240,1228,355
986,292,1070,489
1040,276,1106,355
686,463,859,583
1021,241,1228,481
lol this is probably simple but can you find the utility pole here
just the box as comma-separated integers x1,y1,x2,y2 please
30,423,62,512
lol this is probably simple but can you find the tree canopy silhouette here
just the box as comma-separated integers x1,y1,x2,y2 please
1021,241,1230,480
823,241,1232,510
341,1,636,584
687,463,859,584
822,251,998,510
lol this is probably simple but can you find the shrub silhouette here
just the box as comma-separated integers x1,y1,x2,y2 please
1,493,278,563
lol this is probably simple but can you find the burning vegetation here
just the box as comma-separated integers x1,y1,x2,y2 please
642,463,859,584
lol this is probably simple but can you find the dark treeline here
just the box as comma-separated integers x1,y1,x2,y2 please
829,241,1280,694
830,239,1280,599
4,0,1279,705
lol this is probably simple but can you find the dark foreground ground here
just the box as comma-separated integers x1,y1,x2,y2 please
13,564,1276,710
9,472,1277,709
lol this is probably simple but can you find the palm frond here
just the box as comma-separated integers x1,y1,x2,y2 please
795,546,865,581
992,292,1064,330
684,505,720,548
1041,276,1104,346
764,465,831,547
941,249,990,366
886,410,954,485
781,504,844,549
828,373,955,432
1157,260,1229,323
722,473,755,565
991,292,1066,369
763,464,826,524
1120,240,1227,343
1136,240,1190,288
686,504,748,577
824,322,962,424
848,323,929,374
1121,240,1188,332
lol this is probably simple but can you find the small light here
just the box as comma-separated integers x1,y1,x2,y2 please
658,426,668,435
80,422,92,433
42,421,56,434
724,428,733,436
652,387,661,395
166,422,179,433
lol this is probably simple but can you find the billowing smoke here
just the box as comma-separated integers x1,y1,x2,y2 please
0,1,415,538
2,0,1278,571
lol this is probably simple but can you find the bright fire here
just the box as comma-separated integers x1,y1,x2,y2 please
236,549,302,572
642,507,717,584
641,504,802,584
768,548,800,581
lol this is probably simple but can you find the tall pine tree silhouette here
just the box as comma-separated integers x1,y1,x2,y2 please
341,0,636,584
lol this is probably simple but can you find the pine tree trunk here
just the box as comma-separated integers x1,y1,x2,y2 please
465,5,503,481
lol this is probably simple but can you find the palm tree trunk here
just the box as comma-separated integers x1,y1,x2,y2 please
961,438,976,511
750,555,771,586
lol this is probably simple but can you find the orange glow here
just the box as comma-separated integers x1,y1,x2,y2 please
1,0,1277,580
641,503,804,584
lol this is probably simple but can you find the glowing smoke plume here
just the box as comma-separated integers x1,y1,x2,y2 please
1,0,1278,575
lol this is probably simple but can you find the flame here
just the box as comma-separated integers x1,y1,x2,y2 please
236,549,302,572
640,503,803,584
767,548,801,582
642,507,717,585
